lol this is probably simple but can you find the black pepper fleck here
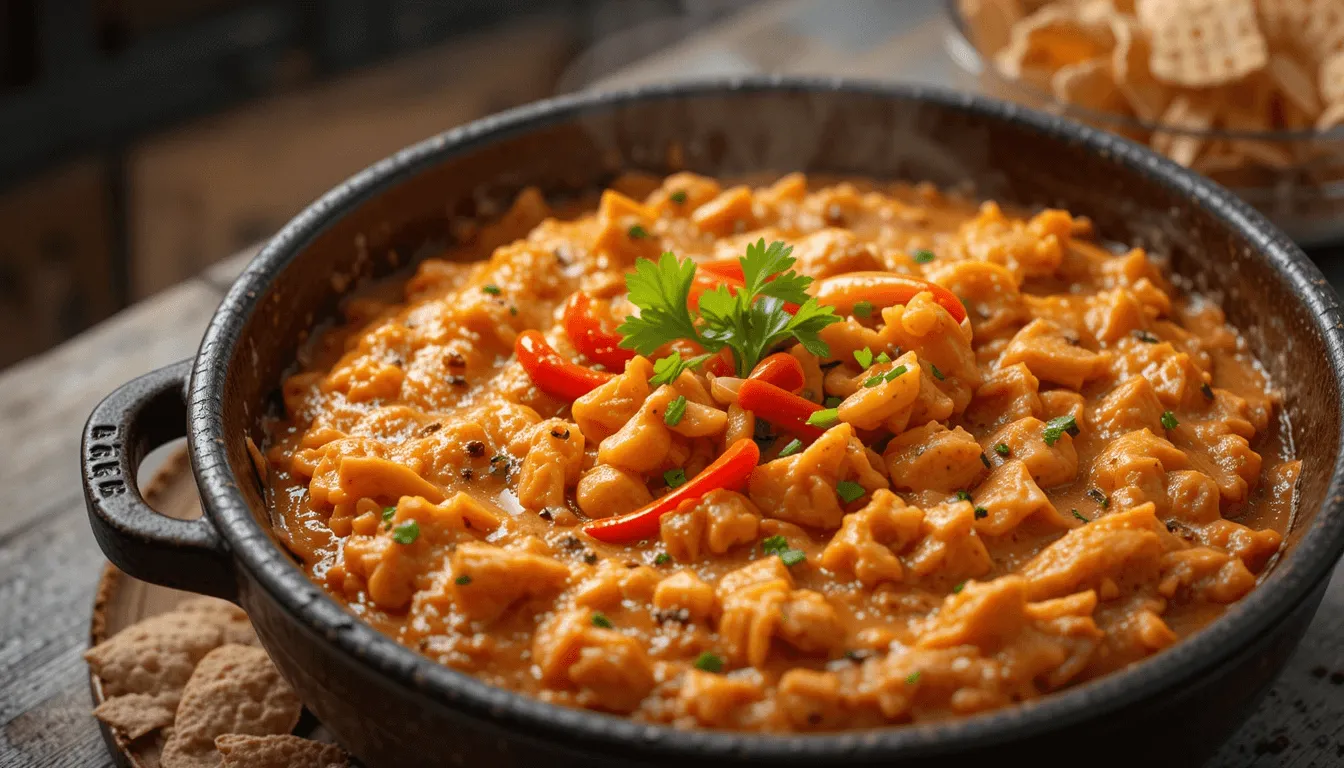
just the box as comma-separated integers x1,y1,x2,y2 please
464,440,485,457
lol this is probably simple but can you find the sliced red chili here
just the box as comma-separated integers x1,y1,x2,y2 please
814,272,967,323
563,291,635,370
749,352,805,393
736,378,825,440
583,438,760,543
515,330,614,401
687,270,743,312
697,258,745,282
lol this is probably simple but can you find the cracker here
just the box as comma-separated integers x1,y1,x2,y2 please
86,598,254,738
215,734,349,768
1051,57,1128,114
161,645,302,768
1267,52,1323,118
960,0,1024,58
1109,14,1170,122
1150,94,1216,166
1321,50,1344,106
995,4,1116,90
1137,0,1268,87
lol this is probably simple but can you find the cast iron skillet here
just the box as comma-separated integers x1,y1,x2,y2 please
81,79,1344,768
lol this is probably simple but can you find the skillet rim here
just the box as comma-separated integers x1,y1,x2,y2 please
189,76,1344,760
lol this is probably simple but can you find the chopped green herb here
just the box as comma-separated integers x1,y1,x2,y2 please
664,468,687,488
509,305,518,316
824,396,843,408
628,224,649,239
956,490,972,502
905,670,922,685
806,408,839,428
778,438,803,458
382,506,396,522
391,520,420,545
762,535,806,566
930,363,945,381
853,300,874,319
1160,410,1179,429
912,249,936,264
591,612,613,628
780,549,806,567
994,443,1010,457
1072,509,1090,523
836,480,865,503
482,284,502,295
669,189,688,204
952,581,966,594
1042,415,1079,446
974,506,989,520
1133,329,1159,343
980,453,991,469
616,240,840,376
1087,488,1110,508
694,652,725,673
884,364,909,382
1200,382,1214,400
650,350,710,386
455,574,472,585
863,375,885,388
664,395,688,426
654,552,671,566
854,347,874,368
875,352,892,364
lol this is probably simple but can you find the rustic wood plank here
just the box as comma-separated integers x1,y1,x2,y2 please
0,279,225,541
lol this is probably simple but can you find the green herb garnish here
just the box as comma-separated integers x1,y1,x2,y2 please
628,224,649,239
616,240,839,376
669,189,688,204
650,350,709,386
778,438,803,458
884,364,909,382
912,249,935,264
762,534,806,566
952,582,966,594
591,612,613,628
391,520,420,545
905,670,922,684
956,490,972,502
1087,488,1110,509
664,468,687,488
875,352,892,364
994,443,1010,457
694,652,725,673
482,284,502,295
654,552,671,565
1042,415,1079,446
853,300,874,318
836,480,865,503
974,507,989,519
824,396,843,408
664,395,688,426
930,363,945,381
1071,509,1090,523
854,347,874,368
806,408,839,428
863,375,884,388
1161,410,1179,430
455,574,472,585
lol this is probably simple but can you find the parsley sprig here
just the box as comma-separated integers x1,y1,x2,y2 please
617,239,840,376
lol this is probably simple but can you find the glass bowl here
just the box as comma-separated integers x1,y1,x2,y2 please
944,0,1344,247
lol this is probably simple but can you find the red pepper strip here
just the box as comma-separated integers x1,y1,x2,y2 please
749,352,805,393
814,272,967,324
563,291,635,370
698,258,745,282
736,378,825,440
583,438,761,543
687,270,744,312
703,349,736,377
515,330,615,401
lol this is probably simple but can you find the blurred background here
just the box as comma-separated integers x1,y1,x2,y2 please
0,0,775,369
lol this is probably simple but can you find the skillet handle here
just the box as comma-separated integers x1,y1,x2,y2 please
81,359,237,602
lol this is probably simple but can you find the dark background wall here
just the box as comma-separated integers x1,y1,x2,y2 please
0,0,751,370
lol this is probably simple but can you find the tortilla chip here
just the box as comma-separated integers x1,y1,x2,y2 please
1137,0,1268,87
161,645,302,768
1267,52,1323,118
86,598,255,739
1052,57,1129,114
995,4,1117,90
1150,94,1217,166
215,734,348,768
960,0,1025,58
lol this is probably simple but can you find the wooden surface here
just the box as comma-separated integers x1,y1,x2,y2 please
1,2,1344,765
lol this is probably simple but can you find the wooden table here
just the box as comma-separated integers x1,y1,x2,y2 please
3,2,1344,765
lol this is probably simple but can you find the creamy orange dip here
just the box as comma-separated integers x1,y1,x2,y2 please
265,172,1297,731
